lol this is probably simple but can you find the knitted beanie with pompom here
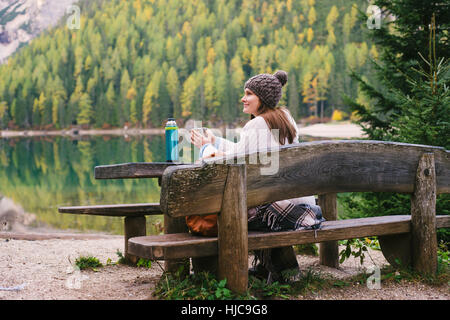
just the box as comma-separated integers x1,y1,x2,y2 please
244,70,287,108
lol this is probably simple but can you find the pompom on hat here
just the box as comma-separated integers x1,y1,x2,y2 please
244,70,288,108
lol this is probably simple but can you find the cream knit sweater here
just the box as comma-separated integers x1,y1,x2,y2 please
200,109,316,206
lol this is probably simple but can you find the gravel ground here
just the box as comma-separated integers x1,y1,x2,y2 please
0,234,448,300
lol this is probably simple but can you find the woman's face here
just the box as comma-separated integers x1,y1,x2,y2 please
241,88,261,116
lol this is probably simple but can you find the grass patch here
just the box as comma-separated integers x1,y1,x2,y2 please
136,258,152,268
114,249,152,268
115,249,128,264
154,271,244,300
381,263,450,286
75,256,103,271
287,267,331,297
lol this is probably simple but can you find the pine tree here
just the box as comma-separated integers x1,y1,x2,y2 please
215,59,230,121
142,71,162,126
0,101,8,128
390,58,449,148
32,98,41,128
76,93,94,125
326,5,339,47
157,65,172,124
166,67,181,118
308,6,316,26
315,46,334,119
73,46,84,78
381,14,449,149
203,64,218,118
180,73,197,117
287,72,299,119
229,54,245,120
120,69,131,124
105,82,116,126
10,99,20,127
302,72,318,117
37,92,47,127
129,99,138,126
341,4,450,241
345,0,450,140
52,96,60,128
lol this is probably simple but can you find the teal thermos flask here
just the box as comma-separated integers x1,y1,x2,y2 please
165,118,179,162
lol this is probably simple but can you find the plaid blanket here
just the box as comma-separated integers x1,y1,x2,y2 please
248,199,325,283
248,200,325,232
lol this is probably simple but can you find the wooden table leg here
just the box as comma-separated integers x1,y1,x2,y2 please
164,215,190,278
124,216,146,264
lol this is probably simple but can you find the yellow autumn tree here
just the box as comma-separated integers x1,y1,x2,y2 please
0,101,7,127
180,74,197,117
142,71,162,125
207,47,216,65
326,5,339,47
302,72,319,117
203,64,218,115
308,6,316,26
126,85,137,101
306,28,314,43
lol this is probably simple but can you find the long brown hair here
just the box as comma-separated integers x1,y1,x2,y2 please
251,105,297,145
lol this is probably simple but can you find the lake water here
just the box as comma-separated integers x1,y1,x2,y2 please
0,134,321,235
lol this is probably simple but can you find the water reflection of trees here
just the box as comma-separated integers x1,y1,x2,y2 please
0,134,322,234
0,135,165,235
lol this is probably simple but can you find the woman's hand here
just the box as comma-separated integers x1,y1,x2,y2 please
190,128,215,148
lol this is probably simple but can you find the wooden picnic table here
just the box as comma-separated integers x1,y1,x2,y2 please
60,161,184,264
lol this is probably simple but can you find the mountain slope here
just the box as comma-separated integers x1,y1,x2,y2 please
0,0,79,63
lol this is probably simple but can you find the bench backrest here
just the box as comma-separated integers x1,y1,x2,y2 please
160,140,450,218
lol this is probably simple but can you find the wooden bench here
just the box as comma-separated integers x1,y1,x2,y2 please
59,140,450,294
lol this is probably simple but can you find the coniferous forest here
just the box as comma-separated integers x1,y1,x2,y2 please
0,0,377,130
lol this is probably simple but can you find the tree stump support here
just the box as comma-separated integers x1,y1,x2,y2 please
318,193,339,268
379,233,411,267
218,164,248,294
124,216,146,264
411,153,437,275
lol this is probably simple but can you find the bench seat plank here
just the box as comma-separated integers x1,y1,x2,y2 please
128,215,450,260
58,203,162,216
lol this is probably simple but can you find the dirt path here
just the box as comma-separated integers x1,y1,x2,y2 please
297,122,365,138
0,234,448,300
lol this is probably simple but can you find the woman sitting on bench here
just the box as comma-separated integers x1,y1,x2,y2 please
190,70,324,283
